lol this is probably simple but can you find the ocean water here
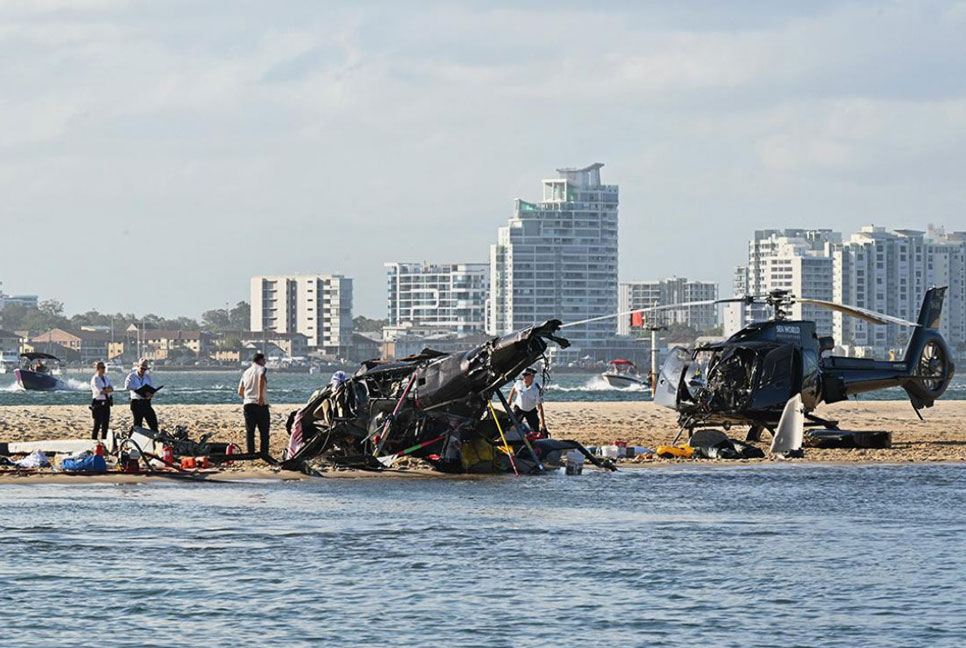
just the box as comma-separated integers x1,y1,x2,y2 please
1,370,965,406
1,463,964,647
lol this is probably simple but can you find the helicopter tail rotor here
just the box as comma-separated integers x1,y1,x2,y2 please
900,288,955,409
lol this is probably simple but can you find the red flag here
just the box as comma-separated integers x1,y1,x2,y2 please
631,311,644,328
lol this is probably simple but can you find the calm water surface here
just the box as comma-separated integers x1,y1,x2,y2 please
1,464,965,647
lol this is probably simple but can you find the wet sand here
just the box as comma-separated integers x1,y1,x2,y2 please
1,400,964,480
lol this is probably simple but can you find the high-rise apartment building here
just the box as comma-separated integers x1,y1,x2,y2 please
726,225,965,356
385,263,489,334
725,229,840,337
618,277,718,335
250,274,353,355
488,163,618,348
832,225,966,354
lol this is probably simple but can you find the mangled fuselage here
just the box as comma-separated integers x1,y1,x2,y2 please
281,320,609,474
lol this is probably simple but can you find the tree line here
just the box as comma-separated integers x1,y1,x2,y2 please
0,300,252,334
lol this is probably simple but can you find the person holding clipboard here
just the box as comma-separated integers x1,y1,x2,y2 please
125,358,161,432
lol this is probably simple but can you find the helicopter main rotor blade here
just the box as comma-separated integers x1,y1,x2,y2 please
560,300,720,329
716,296,758,304
796,298,920,327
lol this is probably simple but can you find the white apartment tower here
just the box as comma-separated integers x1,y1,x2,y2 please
725,229,840,337
385,263,489,334
618,277,718,335
832,225,966,355
488,163,619,348
250,274,353,354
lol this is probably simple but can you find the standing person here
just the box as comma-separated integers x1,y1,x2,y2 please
238,352,273,461
125,359,159,432
90,361,114,440
507,367,547,437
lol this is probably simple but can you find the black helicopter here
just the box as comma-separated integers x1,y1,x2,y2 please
652,286,955,442
281,320,615,475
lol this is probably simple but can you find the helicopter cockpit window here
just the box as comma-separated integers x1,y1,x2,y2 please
654,346,691,408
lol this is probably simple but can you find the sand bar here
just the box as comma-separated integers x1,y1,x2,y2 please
1,401,964,483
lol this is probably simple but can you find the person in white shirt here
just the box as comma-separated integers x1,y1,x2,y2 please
90,361,114,440
125,359,159,432
507,367,547,437
237,352,272,460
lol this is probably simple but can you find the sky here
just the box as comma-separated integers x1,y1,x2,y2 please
1,0,965,318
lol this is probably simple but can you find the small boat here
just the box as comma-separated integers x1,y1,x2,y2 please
602,359,648,389
14,353,68,391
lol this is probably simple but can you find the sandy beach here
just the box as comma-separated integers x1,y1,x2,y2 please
1,400,965,471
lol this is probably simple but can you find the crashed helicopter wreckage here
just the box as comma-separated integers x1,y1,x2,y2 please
281,320,616,475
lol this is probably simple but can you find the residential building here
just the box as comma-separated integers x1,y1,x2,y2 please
348,331,383,363
212,348,244,364
488,163,619,349
832,225,966,355
382,328,490,361
725,229,840,337
141,330,211,361
0,282,38,310
216,330,310,359
250,274,353,355
618,277,718,335
28,328,109,363
725,225,965,356
385,262,489,334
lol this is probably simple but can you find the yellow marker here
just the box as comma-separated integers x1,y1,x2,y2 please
488,400,519,476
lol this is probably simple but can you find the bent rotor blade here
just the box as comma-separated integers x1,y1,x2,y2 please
797,298,920,327
560,300,720,329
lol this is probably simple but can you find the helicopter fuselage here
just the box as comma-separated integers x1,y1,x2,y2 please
655,308,954,432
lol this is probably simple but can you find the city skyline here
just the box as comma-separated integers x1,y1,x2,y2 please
3,2,965,318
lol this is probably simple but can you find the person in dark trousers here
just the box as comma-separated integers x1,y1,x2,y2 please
507,367,547,437
125,359,159,432
89,361,114,440
238,352,273,462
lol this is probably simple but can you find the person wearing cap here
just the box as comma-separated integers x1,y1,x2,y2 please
238,352,272,461
89,361,114,440
507,367,547,437
125,359,159,432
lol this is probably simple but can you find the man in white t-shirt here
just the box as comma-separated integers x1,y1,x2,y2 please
507,367,547,437
238,352,272,460
125,359,159,432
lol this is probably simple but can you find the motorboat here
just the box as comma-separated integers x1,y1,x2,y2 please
601,359,649,389
14,352,68,391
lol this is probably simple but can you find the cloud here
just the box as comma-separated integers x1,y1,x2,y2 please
0,1,964,316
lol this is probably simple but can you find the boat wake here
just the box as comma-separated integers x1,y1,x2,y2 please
62,378,90,391
1,381,24,392
547,376,650,393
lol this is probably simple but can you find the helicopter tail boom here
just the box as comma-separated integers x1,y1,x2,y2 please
820,287,954,408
